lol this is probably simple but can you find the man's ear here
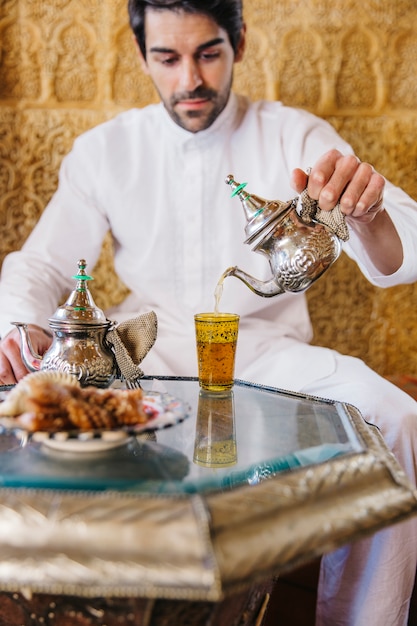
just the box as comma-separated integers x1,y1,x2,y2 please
132,34,150,75
234,24,246,63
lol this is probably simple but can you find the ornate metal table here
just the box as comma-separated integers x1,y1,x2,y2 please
0,376,415,624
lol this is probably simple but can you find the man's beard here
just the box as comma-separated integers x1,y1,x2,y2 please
163,82,231,132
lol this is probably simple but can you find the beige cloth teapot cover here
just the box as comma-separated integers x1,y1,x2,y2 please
107,310,158,385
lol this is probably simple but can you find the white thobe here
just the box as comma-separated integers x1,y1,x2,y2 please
1,93,417,625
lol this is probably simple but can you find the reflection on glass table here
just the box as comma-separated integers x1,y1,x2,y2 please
0,376,364,494
193,389,237,468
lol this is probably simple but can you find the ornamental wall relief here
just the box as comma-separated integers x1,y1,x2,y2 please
0,0,417,376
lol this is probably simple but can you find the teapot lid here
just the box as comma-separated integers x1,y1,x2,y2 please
225,174,293,244
49,259,108,325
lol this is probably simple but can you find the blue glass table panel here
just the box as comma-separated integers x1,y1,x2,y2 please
0,376,364,494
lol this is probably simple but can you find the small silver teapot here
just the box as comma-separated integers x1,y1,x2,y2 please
13,259,117,388
223,175,344,296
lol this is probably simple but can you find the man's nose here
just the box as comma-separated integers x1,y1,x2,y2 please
178,59,203,91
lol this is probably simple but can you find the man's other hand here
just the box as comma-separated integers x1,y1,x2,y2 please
0,325,53,385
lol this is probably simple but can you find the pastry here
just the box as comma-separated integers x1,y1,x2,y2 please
0,371,147,432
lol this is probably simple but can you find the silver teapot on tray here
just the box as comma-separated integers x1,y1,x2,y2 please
13,259,118,388
222,174,346,297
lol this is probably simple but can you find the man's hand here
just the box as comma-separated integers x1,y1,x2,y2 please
291,149,385,223
0,325,53,385
290,149,403,275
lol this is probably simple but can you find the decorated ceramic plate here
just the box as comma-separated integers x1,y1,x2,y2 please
0,388,191,453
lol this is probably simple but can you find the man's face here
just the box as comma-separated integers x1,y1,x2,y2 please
138,9,245,133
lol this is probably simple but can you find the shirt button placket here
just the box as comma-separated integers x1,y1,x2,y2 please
182,141,204,309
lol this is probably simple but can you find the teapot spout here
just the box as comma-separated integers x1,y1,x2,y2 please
12,322,43,372
228,266,284,298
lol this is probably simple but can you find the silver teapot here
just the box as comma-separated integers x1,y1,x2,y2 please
13,260,118,388
223,175,344,297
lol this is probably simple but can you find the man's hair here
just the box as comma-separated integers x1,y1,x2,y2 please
128,0,244,59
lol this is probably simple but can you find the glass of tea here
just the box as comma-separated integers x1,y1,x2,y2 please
194,312,240,392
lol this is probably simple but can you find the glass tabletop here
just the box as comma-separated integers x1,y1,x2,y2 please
0,376,364,494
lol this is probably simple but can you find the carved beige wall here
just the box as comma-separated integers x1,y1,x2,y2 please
1,0,417,376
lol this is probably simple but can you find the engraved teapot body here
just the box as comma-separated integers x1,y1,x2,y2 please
223,175,343,297
13,260,117,388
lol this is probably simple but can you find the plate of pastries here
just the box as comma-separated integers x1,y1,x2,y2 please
0,371,190,452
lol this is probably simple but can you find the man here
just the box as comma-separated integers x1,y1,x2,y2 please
0,0,416,623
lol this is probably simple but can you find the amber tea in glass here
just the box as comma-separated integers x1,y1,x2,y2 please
194,312,239,392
